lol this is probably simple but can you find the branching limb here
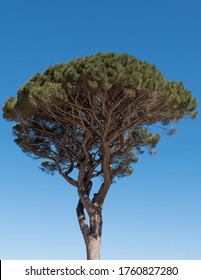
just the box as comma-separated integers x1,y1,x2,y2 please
76,199,90,245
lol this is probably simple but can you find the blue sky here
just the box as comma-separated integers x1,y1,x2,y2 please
0,0,201,260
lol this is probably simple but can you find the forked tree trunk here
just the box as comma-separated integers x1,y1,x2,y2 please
76,199,102,260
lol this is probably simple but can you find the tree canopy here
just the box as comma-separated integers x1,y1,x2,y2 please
3,52,197,259
3,52,197,178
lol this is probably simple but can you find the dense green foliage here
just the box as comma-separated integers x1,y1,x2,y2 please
4,53,197,118
3,52,197,180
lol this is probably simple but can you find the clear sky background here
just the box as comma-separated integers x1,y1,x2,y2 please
0,0,200,260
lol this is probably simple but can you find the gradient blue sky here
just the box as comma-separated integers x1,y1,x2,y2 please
0,0,201,260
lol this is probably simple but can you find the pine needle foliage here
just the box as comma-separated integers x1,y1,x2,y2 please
3,52,197,184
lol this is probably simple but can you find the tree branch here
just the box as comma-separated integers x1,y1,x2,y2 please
76,199,90,245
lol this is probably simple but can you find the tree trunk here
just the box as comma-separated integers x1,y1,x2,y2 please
76,199,102,260
86,234,101,260
85,209,102,260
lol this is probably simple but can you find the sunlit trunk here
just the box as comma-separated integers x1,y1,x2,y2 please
86,235,101,260
76,199,102,260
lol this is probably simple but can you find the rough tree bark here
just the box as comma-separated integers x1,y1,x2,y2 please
75,141,111,260
76,198,102,260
